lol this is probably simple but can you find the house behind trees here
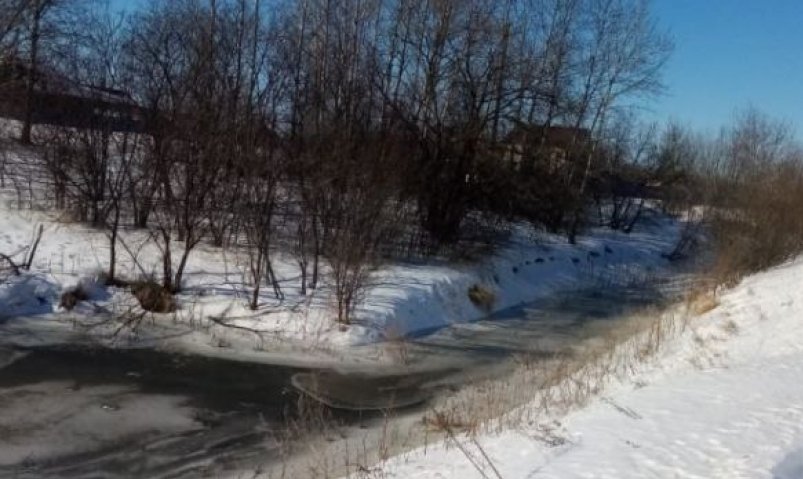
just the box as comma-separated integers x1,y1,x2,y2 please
0,57,144,133
503,125,591,174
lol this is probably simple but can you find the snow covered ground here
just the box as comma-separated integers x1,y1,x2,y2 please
0,149,683,366
377,256,803,479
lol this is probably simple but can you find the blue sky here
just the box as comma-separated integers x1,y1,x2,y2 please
650,0,803,137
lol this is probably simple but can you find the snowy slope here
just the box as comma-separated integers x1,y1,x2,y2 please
0,178,682,364
377,257,803,478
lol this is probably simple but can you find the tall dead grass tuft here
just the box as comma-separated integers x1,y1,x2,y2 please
424,304,687,438
685,288,719,316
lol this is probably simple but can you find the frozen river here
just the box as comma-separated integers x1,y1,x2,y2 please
0,275,689,478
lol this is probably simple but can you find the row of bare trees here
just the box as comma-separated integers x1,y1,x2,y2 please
704,111,803,281
622,109,803,280
1,0,674,323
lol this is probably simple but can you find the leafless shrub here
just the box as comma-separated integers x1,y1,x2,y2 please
0,224,42,279
325,153,396,324
706,110,803,283
242,136,284,309
328,232,376,326
0,251,20,279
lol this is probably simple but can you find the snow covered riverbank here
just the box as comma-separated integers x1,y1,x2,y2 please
376,256,803,478
0,192,683,367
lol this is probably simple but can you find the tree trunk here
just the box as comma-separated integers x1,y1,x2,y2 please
21,2,41,145
161,229,173,291
108,203,120,282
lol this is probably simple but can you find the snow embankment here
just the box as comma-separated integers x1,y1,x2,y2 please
0,196,680,361
359,215,678,341
378,256,803,478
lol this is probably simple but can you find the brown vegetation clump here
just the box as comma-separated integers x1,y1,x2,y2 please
423,408,478,434
132,281,176,313
468,284,496,312
686,289,720,316
59,286,90,311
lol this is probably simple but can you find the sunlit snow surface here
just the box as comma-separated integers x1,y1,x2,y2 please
380,258,803,478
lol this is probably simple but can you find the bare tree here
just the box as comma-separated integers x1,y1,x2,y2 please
563,0,672,242
19,0,69,144
0,0,31,56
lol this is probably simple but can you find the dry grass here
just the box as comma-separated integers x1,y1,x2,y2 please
382,324,412,365
423,408,479,434
131,280,176,313
467,284,496,311
708,165,803,286
265,399,419,479
686,289,720,316
54,208,84,224
422,304,689,438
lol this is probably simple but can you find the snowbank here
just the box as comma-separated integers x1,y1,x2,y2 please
377,256,803,478
366,216,678,343
0,179,681,364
